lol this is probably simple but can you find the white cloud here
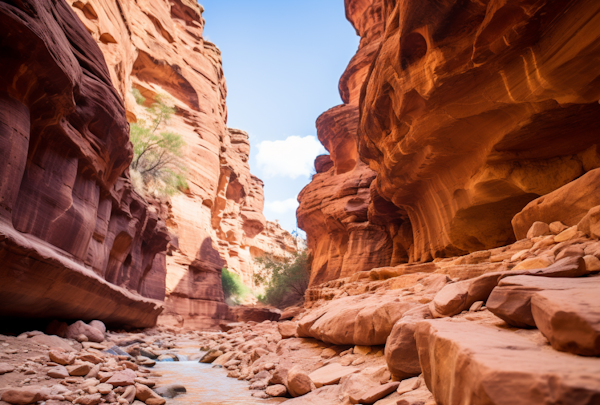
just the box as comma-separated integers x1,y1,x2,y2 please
265,198,299,215
256,135,326,179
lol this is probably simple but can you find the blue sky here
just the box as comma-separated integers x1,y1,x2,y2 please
199,1,359,234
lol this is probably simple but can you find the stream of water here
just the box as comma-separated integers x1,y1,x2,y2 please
153,339,286,405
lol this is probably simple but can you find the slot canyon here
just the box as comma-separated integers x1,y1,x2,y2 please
0,0,599,405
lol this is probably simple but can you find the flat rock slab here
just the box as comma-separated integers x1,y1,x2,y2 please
308,363,359,388
532,288,600,356
416,320,600,405
356,381,400,404
488,275,600,328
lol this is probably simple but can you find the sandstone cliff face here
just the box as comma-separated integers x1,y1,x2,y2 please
358,0,600,262
298,0,412,286
68,0,296,329
0,0,169,327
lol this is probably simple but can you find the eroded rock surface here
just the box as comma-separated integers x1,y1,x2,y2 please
358,0,600,262
67,0,298,329
0,0,169,327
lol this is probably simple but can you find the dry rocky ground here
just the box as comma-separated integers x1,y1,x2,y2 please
2,217,600,405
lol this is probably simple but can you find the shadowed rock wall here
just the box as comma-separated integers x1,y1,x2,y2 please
68,0,297,329
0,0,169,327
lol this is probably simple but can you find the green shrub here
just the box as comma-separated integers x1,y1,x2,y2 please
221,268,252,306
129,90,188,197
254,250,310,308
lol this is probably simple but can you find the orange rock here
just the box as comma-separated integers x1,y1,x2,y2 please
532,288,600,356
358,0,600,262
416,321,600,405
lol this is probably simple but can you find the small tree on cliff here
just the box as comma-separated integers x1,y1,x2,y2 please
129,89,188,196
254,250,310,308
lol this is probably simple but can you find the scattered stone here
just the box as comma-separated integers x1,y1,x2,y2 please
119,385,136,404
265,384,287,397
526,255,586,278
30,335,74,352
353,345,371,355
287,366,315,397
134,383,165,405
549,221,569,235
139,349,158,360
88,321,106,335
85,364,100,379
429,272,509,318
134,378,155,388
47,366,69,379
199,349,222,364
0,363,15,375
527,222,550,238
107,369,137,386
396,376,421,395
356,381,400,404
73,393,102,405
351,357,365,366
96,384,113,395
278,321,298,339
554,226,579,243
250,391,269,399
0,386,46,405
512,256,553,271
584,255,600,273
320,348,337,359
532,288,600,356
469,301,484,312
66,363,92,376
81,342,106,351
153,384,186,398
66,321,104,344
49,350,74,366
308,363,359,388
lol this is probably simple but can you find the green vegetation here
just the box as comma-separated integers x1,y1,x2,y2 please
129,89,188,197
221,268,252,305
254,250,310,308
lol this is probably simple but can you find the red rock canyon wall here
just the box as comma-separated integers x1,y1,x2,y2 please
298,0,412,286
358,0,600,262
67,0,297,329
300,0,600,285
0,0,169,328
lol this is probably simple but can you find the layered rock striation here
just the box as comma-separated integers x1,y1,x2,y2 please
0,0,169,327
68,0,297,329
358,0,600,262
299,0,411,286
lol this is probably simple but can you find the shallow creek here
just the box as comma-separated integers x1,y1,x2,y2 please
153,339,286,405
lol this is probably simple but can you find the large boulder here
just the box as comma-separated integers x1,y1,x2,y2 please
66,321,104,343
298,291,417,345
287,366,315,397
384,304,432,380
513,169,600,240
415,320,600,404
532,288,600,356
487,275,600,328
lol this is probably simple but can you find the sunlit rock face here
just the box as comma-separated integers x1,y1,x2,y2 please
68,0,297,328
359,0,600,262
299,0,409,286
0,0,169,327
